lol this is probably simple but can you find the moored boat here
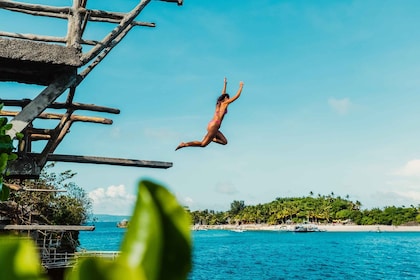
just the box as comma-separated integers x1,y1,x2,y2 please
293,223,322,232
116,219,129,228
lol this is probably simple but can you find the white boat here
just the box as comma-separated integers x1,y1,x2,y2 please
116,219,129,228
231,227,245,232
292,223,322,232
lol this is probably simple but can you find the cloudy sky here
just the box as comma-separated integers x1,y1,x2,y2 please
1,0,420,215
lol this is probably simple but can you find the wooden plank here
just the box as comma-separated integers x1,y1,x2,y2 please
45,154,173,169
0,224,95,231
0,99,120,114
0,1,70,15
6,73,77,138
1,110,113,124
81,0,152,64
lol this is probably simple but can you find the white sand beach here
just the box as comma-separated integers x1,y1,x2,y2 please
194,224,420,232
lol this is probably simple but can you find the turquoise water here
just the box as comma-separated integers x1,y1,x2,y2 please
79,222,420,279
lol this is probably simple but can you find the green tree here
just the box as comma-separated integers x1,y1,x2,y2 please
230,200,245,216
0,106,18,201
5,163,92,252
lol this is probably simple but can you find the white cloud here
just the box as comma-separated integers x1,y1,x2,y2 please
88,185,136,215
394,159,420,177
328,97,352,115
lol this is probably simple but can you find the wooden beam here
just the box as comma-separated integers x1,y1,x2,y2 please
6,73,78,138
81,0,152,64
3,183,66,192
0,99,120,114
66,0,82,48
1,110,113,124
44,154,173,169
0,31,67,44
0,1,70,15
0,2,155,27
0,224,95,231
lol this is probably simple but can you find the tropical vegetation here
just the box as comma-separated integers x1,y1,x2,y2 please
0,180,192,280
0,103,18,201
3,163,92,252
189,193,420,226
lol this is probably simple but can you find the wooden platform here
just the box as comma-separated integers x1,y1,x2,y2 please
0,38,81,85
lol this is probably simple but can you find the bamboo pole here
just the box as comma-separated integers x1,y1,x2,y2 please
0,99,120,114
80,22,135,78
0,1,70,15
81,0,152,64
0,31,67,44
0,110,113,124
44,154,173,169
2,6,155,27
0,225,95,231
6,73,77,138
66,0,82,48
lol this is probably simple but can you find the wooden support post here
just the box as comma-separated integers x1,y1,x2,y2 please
67,0,82,49
44,154,173,169
81,0,152,64
6,73,77,138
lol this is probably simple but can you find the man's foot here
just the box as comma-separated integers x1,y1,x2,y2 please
175,142,185,151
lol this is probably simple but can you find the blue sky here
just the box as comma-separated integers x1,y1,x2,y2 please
1,0,420,215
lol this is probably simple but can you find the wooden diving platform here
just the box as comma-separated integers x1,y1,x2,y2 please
0,0,181,179
0,224,95,231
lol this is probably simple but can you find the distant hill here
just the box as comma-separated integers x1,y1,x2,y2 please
88,214,131,223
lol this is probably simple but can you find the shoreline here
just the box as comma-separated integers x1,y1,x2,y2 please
193,224,420,232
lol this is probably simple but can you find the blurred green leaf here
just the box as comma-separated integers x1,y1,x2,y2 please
67,179,192,280
0,152,9,171
0,183,10,201
8,153,18,161
118,179,192,280
118,180,163,280
0,237,47,280
146,180,192,280
66,257,146,280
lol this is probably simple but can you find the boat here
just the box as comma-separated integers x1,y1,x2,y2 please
116,219,129,228
292,223,321,232
231,226,245,233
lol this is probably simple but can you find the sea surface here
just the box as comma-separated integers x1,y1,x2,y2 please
79,222,420,280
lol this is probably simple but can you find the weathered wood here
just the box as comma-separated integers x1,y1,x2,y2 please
6,73,77,138
23,189,67,192
29,134,51,140
0,1,70,15
66,0,82,48
80,22,135,78
2,6,155,27
0,224,95,231
45,154,173,169
3,183,66,192
0,31,67,44
1,110,113,124
1,1,155,26
0,99,120,114
81,0,152,64
38,116,73,166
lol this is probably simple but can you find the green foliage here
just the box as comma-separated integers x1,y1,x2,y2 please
0,105,17,201
6,163,92,252
191,194,420,226
70,179,192,280
230,200,245,215
0,237,48,280
0,179,192,280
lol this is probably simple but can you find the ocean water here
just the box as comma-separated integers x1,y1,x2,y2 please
79,222,420,279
